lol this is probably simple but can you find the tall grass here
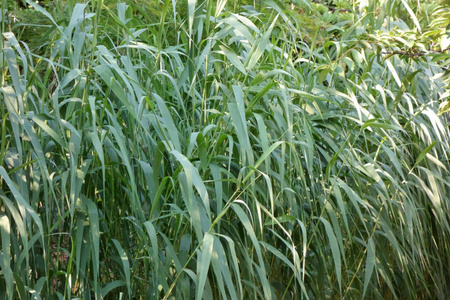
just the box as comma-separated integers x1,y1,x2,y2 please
1,0,449,299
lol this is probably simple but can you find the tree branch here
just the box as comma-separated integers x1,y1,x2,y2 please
311,0,351,13
382,47,450,57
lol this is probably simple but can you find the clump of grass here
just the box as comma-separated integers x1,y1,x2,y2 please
1,0,449,299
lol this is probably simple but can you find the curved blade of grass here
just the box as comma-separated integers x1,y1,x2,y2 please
87,198,100,295
25,0,62,32
0,215,13,300
3,32,27,83
153,93,181,152
1,87,22,160
242,141,284,183
111,239,131,298
400,0,421,33
245,15,278,70
102,280,126,298
0,167,44,250
219,45,247,75
319,217,342,293
172,149,211,221
412,141,437,171
231,202,271,299
188,0,197,36
196,232,214,300
363,237,376,298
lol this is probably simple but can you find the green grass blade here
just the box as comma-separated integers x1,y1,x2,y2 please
0,215,13,300
319,217,342,293
111,239,131,298
363,237,376,298
196,232,214,300
245,15,278,70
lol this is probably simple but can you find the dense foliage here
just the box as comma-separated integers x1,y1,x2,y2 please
1,0,449,299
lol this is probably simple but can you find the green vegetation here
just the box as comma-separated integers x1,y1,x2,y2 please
1,0,449,299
